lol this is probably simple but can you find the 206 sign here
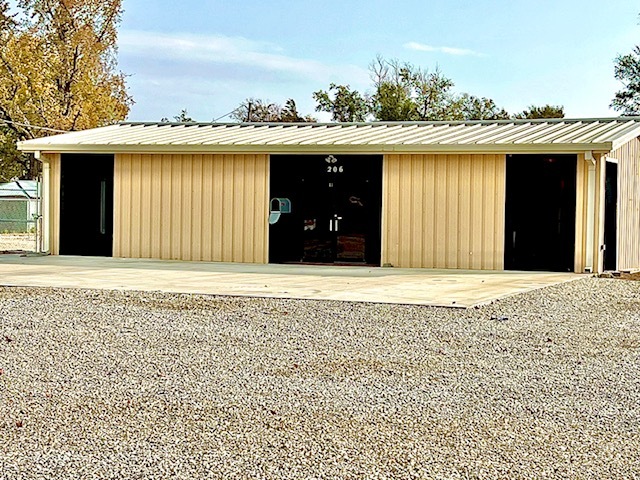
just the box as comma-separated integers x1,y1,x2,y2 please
325,155,344,173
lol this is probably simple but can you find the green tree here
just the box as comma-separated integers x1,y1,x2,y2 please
513,104,565,119
0,0,132,179
312,83,369,122
408,66,456,121
280,99,315,122
453,94,510,121
231,98,282,122
231,98,315,122
611,45,640,115
161,109,195,122
369,57,416,121
367,56,510,121
0,128,22,182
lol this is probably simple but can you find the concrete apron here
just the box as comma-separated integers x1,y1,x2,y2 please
0,255,581,308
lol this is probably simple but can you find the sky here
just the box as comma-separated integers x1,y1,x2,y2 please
116,0,639,122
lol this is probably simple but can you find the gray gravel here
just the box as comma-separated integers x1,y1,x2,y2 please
0,278,639,479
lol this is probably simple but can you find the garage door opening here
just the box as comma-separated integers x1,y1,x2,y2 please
60,154,114,256
504,154,576,272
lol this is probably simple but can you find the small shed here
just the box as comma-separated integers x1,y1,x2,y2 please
17,118,640,273
0,180,39,233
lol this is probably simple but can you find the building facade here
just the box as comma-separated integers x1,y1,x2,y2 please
18,118,640,273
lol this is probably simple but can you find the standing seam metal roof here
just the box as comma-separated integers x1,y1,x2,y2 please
16,118,640,153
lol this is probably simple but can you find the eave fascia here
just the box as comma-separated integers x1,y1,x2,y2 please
17,142,614,155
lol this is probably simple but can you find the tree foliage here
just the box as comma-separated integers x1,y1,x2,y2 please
231,55,565,124
161,109,195,122
0,128,22,182
453,94,511,120
611,45,640,115
0,0,132,178
310,56,562,123
231,98,315,122
280,99,315,122
368,57,417,121
513,104,565,119
312,84,368,122
373,57,513,121
368,56,511,121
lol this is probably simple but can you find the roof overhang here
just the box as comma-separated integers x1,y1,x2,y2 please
20,142,615,156
17,118,639,157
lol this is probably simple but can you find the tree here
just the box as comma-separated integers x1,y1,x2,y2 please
367,56,510,121
312,84,369,122
0,128,22,182
611,45,640,115
231,98,282,122
406,65,456,121
513,104,565,119
280,99,315,122
0,0,132,178
231,97,315,122
453,94,510,121
161,109,195,122
368,57,416,121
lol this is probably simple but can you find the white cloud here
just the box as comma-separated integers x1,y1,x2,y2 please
119,30,368,84
403,41,485,57
117,30,370,122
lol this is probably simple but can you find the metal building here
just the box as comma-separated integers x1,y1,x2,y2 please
17,117,640,273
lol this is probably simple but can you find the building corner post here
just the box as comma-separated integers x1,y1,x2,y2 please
592,153,606,274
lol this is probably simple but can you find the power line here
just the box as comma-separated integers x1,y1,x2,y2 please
1,118,70,133
212,110,236,122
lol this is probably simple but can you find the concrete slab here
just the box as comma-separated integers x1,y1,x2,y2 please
0,255,582,308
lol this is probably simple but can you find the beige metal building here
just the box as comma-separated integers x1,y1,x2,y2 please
18,117,640,273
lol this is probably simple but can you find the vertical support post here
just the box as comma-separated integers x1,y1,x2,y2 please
592,153,606,273
39,154,51,253
585,160,596,271
38,152,61,255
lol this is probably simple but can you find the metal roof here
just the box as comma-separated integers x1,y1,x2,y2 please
0,180,39,199
17,117,640,154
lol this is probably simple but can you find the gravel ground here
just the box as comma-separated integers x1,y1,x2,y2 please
0,278,639,479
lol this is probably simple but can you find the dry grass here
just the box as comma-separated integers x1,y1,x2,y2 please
615,272,640,281
0,233,36,253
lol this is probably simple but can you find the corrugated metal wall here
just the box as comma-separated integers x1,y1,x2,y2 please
382,153,506,269
114,153,269,263
613,138,640,270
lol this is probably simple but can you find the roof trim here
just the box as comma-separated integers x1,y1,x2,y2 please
26,142,614,155
117,116,640,127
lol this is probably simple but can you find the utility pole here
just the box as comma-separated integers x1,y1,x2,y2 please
246,101,253,122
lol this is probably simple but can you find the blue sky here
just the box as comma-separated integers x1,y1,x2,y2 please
117,0,639,122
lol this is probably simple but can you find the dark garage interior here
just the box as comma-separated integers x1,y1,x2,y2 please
59,154,114,257
504,154,577,272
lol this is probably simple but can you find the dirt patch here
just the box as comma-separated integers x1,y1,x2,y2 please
599,271,640,281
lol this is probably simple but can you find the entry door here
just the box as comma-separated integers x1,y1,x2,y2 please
59,154,114,256
603,161,618,271
269,155,382,265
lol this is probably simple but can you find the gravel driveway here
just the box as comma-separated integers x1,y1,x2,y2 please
1,278,639,479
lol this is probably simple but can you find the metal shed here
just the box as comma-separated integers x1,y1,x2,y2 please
17,117,640,273
0,180,39,233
